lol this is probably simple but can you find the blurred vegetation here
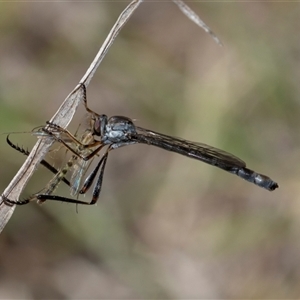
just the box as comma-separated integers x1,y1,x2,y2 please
0,1,299,298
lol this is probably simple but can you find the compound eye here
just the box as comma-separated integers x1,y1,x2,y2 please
93,117,101,135
93,115,108,137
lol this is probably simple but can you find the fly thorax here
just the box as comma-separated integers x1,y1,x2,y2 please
104,116,136,143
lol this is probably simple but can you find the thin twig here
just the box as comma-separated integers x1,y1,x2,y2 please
173,0,222,46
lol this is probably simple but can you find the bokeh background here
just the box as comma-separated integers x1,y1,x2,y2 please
0,1,299,298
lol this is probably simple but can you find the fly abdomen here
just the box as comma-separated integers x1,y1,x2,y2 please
234,167,278,191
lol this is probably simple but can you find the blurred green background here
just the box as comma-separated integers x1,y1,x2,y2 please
0,1,299,298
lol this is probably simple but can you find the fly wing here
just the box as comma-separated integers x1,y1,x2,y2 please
135,127,246,170
70,158,91,197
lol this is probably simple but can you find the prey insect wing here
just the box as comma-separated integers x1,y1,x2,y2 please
70,157,93,196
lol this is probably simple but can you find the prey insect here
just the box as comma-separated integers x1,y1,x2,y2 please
4,83,278,206
4,125,96,205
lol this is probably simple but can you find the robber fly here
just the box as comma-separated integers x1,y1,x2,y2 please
4,83,278,206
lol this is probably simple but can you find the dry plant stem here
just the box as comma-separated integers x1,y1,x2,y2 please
0,0,221,232
173,0,222,46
